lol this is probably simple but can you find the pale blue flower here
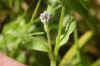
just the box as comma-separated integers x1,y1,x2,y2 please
40,11,51,23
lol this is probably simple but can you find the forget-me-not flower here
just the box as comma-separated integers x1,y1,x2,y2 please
40,11,51,24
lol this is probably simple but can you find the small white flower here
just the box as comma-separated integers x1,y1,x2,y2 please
40,11,51,23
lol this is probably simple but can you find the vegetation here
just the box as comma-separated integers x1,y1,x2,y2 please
0,0,100,66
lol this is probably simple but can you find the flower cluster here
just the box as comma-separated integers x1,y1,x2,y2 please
40,11,51,24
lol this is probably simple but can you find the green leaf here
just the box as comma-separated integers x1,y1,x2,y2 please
60,15,76,46
30,32,44,36
25,36,48,52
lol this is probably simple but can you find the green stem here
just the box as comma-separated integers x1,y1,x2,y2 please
74,29,84,66
15,0,22,12
44,24,56,66
9,0,13,8
54,6,65,58
30,0,41,24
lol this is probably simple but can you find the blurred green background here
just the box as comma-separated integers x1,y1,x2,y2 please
0,0,100,66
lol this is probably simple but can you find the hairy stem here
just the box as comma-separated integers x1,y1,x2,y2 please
44,24,56,66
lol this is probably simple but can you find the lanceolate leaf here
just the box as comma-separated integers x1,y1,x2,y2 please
60,15,76,46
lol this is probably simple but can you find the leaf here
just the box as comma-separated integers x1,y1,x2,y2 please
1,15,48,53
60,15,76,46
30,32,44,36
24,36,48,52
47,0,61,17
59,31,93,66
1,16,26,51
